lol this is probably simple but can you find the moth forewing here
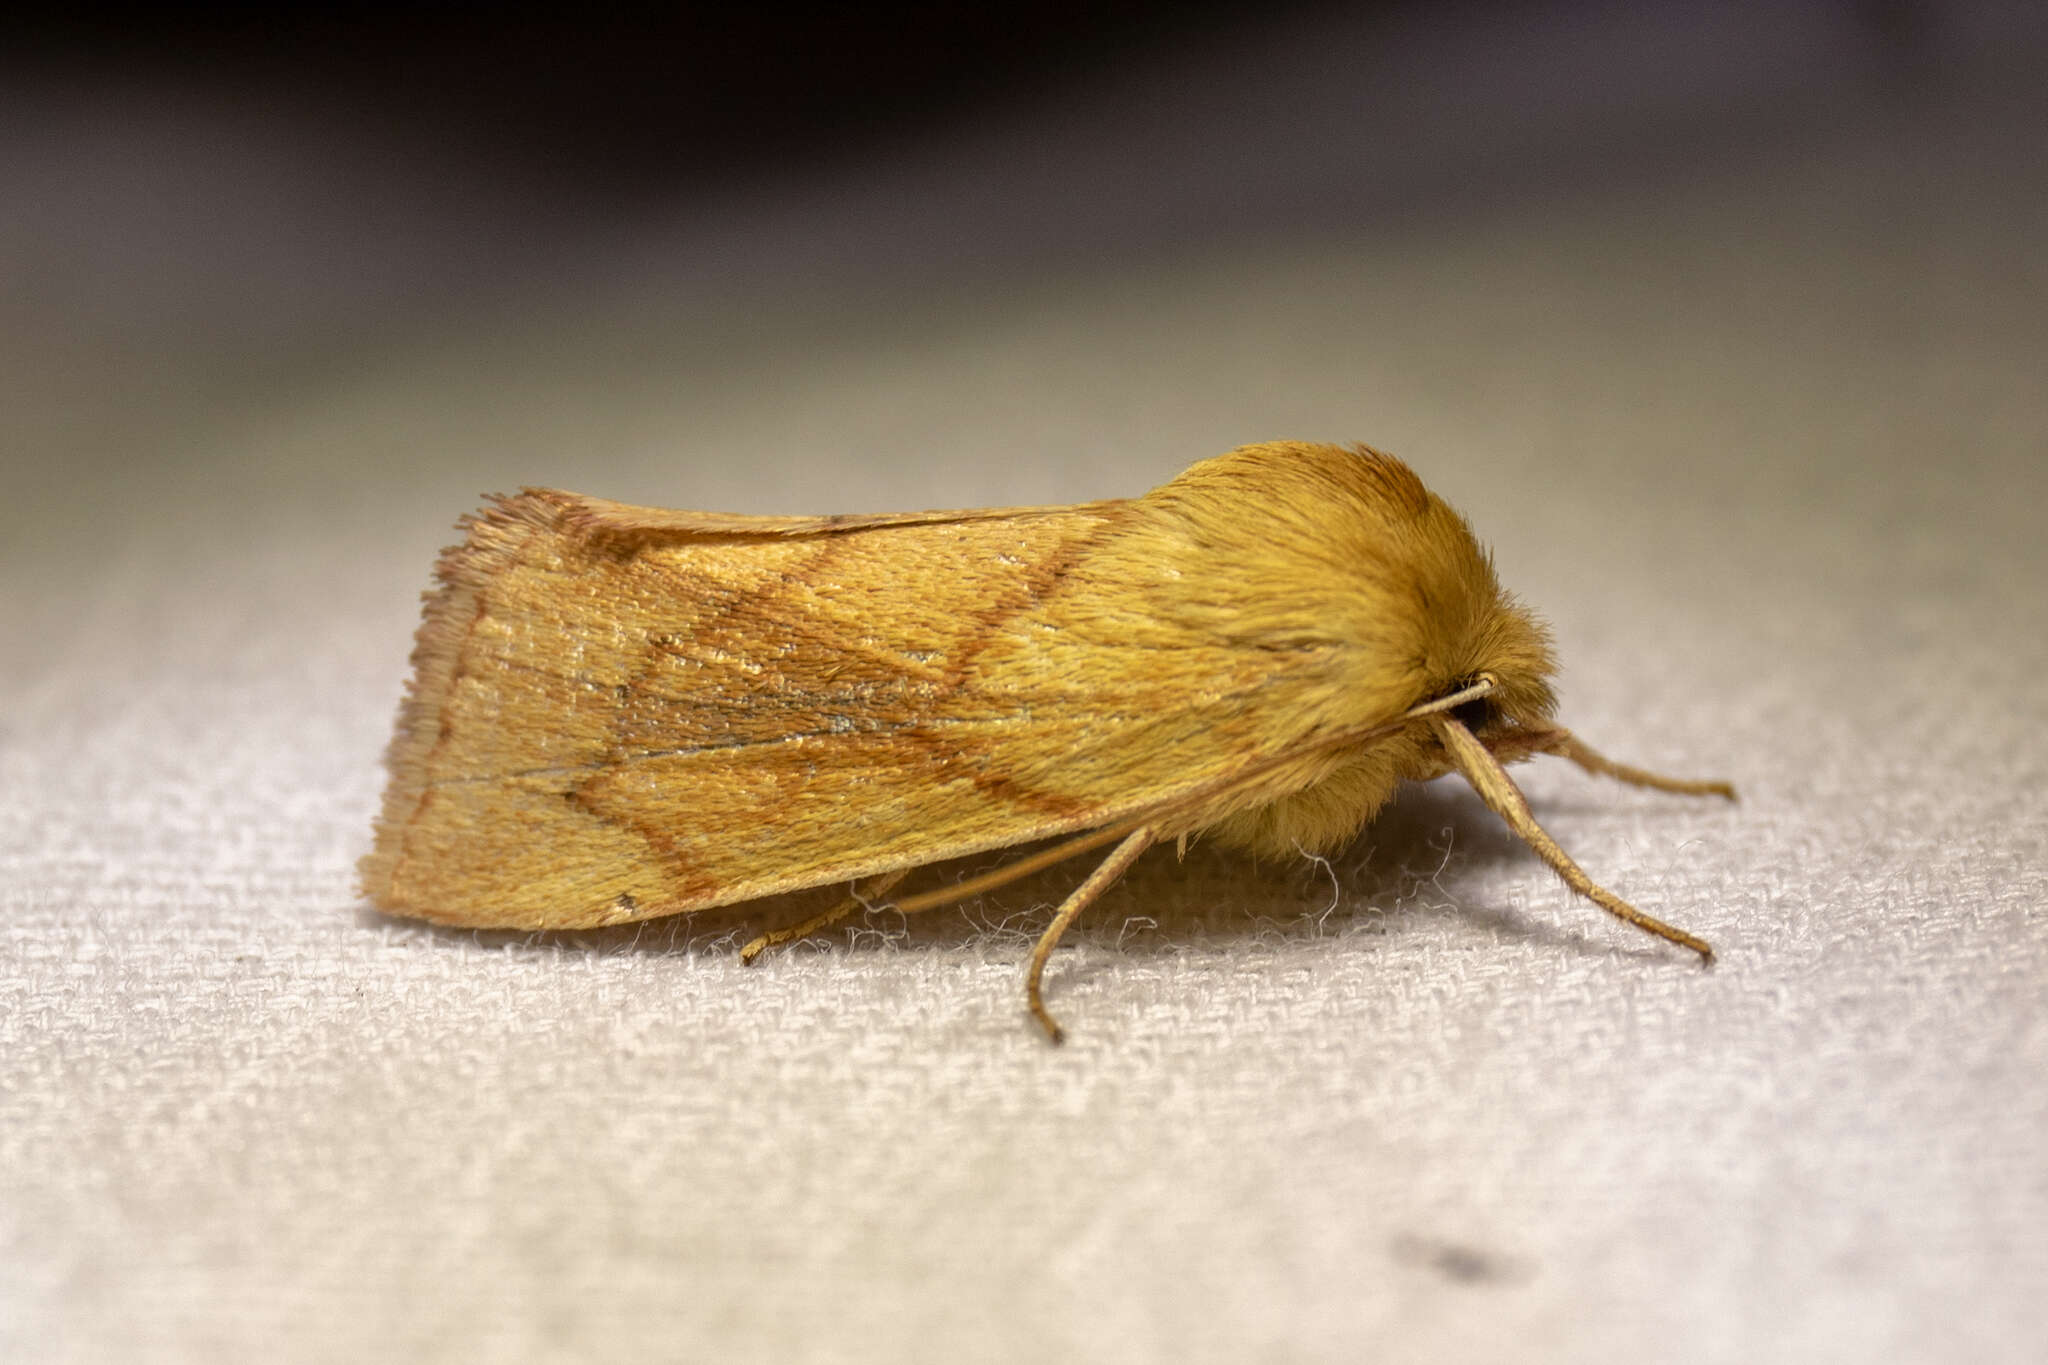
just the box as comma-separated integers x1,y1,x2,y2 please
363,491,1263,927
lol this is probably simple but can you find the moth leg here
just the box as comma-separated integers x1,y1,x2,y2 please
882,821,1144,918
1432,715,1715,964
737,821,1148,965
738,868,912,964
1025,827,1157,1045
1529,727,1736,800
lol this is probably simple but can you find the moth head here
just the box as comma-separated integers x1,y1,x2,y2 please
1398,608,1557,787
1438,597,1557,737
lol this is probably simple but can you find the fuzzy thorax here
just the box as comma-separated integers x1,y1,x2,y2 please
1122,442,1558,857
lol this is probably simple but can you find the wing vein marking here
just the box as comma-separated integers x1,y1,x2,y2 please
415,706,1181,787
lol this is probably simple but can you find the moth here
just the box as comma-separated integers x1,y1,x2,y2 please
362,441,1733,1039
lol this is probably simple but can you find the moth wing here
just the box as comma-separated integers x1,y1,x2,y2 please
363,488,1351,929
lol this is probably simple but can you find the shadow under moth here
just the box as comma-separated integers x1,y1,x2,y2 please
362,441,1733,1039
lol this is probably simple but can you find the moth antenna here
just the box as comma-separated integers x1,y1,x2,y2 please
1402,672,1497,722
1428,714,1715,964
1077,673,1495,851
1025,828,1158,1044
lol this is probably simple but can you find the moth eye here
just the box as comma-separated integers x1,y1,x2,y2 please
1450,697,1495,730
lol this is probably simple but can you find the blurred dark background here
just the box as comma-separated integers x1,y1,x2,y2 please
3,1,2043,537
9,2,2033,324
6,3,1302,197
12,4,1341,192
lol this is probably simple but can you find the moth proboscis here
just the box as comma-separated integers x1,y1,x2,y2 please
361,441,1735,1040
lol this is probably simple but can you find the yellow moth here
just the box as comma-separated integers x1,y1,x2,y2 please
362,441,1732,1039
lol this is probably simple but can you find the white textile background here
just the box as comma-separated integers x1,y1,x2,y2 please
4,7,2045,1362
